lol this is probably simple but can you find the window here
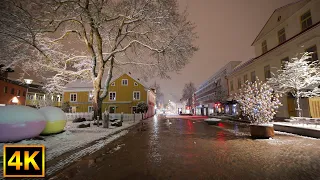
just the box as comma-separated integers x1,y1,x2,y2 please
262,40,268,54
11,88,14,95
132,106,137,113
281,57,289,69
237,78,241,89
17,89,20,96
111,82,115,86
301,10,312,31
121,79,128,86
243,74,248,83
109,106,116,113
230,80,234,91
134,82,138,86
4,86,7,93
278,28,286,44
37,95,44,100
264,65,271,81
70,93,77,102
27,94,34,100
109,92,116,101
251,71,256,82
23,91,26,97
133,91,140,100
305,45,318,62
88,106,93,112
88,91,93,101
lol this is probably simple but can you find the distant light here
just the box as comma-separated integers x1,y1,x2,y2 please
12,97,19,103
24,79,33,85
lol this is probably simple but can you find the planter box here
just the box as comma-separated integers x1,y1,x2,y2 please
250,124,274,139
273,122,320,138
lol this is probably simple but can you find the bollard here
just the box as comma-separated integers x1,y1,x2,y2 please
103,111,109,128
97,116,100,127
121,112,124,123
134,112,135,122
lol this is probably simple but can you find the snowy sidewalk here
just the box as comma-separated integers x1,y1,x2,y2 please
0,119,142,178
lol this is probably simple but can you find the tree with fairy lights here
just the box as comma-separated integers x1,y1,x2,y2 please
234,78,282,124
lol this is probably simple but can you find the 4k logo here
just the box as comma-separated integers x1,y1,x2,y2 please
3,145,45,177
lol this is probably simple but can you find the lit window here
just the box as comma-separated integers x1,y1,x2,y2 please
262,40,268,54
237,78,241,89
109,92,116,101
70,93,77,102
251,71,256,82
133,91,140,100
243,74,248,83
134,82,138,86
305,45,318,62
281,57,289,69
88,106,93,112
230,80,234,91
111,82,115,86
301,10,312,31
278,28,286,44
264,65,271,81
88,91,93,101
121,79,128,86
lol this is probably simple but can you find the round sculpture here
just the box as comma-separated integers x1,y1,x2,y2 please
0,105,46,143
38,106,67,134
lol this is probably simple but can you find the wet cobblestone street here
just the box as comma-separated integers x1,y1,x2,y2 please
51,115,320,180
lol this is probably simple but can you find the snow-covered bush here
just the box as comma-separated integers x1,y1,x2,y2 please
267,52,320,117
137,102,148,113
234,78,282,124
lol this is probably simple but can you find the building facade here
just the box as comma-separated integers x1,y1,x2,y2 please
227,0,320,118
63,74,156,117
194,61,241,116
0,77,27,106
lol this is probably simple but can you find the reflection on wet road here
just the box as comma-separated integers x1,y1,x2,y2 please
51,115,320,180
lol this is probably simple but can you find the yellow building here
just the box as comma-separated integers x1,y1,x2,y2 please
63,74,156,116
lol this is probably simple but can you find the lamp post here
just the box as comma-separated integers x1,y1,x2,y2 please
24,79,33,106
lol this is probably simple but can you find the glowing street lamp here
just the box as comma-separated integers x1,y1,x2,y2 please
24,79,33,106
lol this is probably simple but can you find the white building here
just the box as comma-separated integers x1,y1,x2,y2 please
194,61,241,116
228,0,320,118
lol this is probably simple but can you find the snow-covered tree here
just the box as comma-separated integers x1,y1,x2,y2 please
267,52,320,117
234,78,282,124
181,82,196,106
0,0,197,119
151,81,164,107
213,87,227,103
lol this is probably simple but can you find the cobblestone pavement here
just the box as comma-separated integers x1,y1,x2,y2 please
51,115,320,180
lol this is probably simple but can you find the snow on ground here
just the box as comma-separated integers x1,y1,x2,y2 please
204,118,221,121
273,122,320,130
46,130,129,177
0,120,140,174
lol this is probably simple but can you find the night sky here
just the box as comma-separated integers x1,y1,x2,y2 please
153,0,297,103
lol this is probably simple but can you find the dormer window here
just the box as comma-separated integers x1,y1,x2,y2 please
121,79,128,86
111,82,115,86
262,40,268,54
301,10,312,31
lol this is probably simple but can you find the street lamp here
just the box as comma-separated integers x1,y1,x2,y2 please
24,79,33,106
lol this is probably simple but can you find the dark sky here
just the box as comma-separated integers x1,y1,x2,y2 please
151,0,297,103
